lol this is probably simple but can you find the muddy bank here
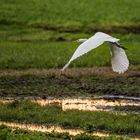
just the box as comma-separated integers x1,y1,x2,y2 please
0,69,140,98
0,121,84,136
0,67,140,77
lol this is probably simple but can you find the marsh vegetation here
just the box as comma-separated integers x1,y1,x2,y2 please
0,0,140,139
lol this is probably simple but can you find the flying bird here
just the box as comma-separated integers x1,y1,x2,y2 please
62,32,129,74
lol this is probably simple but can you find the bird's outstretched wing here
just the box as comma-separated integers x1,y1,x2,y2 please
110,43,129,74
62,32,119,70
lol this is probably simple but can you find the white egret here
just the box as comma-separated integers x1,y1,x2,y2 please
62,32,129,74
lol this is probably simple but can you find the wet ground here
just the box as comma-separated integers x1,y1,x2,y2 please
1,120,140,140
0,68,140,98
0,68,140,139
1,96,140,113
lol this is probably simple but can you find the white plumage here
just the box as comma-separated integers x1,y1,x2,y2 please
62,32,129,74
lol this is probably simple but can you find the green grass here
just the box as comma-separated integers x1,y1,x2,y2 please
0,25,140,69
0,74,140,98
0,1,139,139
0,0,140,31
0,125,131,140
0,0,140,69
0,101,140,136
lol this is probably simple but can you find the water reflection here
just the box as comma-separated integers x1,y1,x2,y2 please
1,96,140,112
33,98,140,111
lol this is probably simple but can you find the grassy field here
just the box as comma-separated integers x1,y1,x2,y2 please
0,0,140,69
0,25,140,69
0,101,140,136
0,0,140,31
0,0,140,139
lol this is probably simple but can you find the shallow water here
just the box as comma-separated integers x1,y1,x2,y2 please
1,96,140,112
34,98,140,112
0,121,139,139
0,96,140,139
